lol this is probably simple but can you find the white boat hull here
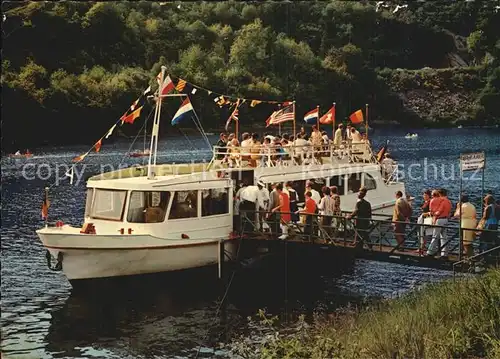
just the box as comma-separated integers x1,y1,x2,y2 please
37,229,237,281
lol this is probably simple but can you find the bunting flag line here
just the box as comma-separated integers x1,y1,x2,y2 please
349,109,364,124
319,105,335,125
172,97,194,125
168,74,290,108
303,107,319,124
266,104,294,127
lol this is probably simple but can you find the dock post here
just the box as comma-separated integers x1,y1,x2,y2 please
218,239,224,280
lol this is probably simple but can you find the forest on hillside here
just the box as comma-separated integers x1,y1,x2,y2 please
1,1,500,149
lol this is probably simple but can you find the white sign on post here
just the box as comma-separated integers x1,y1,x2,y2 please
460,152,485,172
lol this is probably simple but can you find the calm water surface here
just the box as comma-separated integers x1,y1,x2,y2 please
2,128,499,358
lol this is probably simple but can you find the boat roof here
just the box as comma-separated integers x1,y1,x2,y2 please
87,161,381,191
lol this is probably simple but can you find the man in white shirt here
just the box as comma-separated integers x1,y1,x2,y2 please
333,124,344,147
256,181,270,230
239,182,260,233
293,134,311,162
305,181,321,204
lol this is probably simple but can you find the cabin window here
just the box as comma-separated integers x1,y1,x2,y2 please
91,189,126,221
347,173,362,193
127,191,170,223
329,175,345,195
202,188,229,216
169,190,198,219
84,188,94,217
363,173,377,191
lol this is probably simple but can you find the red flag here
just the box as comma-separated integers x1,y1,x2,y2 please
349,109,364,124
95,139,102,153
157,73,174,96
41,190,50,219
319,106,335,125
120,106,142,124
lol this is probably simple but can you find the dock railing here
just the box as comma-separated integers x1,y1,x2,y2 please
236,209,500,267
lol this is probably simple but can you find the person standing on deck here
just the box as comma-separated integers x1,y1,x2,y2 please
318,186,335,239
452,194,477,257
426,189,451,258
278,185,291,239
417,189,432,253
392,191,412,249
239,182,260,234
333,124,344,147
305,181,321,204
268,183,281,236
297,191,317,239
347,189,372,249
257,181,270,231
285,182,298,223
478,195,498,252
215,133,227,160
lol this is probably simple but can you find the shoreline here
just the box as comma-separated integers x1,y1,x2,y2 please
226,268,500,358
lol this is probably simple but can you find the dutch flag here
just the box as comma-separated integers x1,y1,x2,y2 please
171,98,194,125
303,107,319,124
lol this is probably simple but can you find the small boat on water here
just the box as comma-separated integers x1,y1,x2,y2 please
405,133,418,139
457,125,463,129
36,67,410,283
128,149,151,157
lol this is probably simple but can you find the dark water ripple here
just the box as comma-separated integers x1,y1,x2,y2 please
2,129,499,358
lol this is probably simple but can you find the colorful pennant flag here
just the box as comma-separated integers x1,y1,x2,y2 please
349,109,364,124
105,124,116,139
94,139,102,153
303,107,319,124
176,79,187,92
266,104,294,127
72,152,88,163
319,105,335,125
172,97,194,125
157,73,174,96
120,106,143,124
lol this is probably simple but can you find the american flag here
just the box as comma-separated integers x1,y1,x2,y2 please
266,104,294,127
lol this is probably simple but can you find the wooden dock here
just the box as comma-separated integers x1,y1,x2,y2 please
225,211,500,273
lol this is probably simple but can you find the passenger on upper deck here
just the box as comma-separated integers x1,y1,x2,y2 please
333,124,344,146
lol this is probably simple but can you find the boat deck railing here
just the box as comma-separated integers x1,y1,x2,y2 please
236,209,500,269
208,141,381,170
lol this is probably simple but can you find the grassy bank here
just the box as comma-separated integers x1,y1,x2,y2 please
228,268,500,358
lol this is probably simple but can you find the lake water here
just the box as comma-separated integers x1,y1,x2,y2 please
2,128,499,358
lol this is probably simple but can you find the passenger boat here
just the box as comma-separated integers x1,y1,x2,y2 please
405,133,418,139
36,67,408,283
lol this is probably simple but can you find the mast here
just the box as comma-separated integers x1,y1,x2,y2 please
365,103,369,140
292,100,296,140
333,102,336,138
147,66,166,179
316,105,320,129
